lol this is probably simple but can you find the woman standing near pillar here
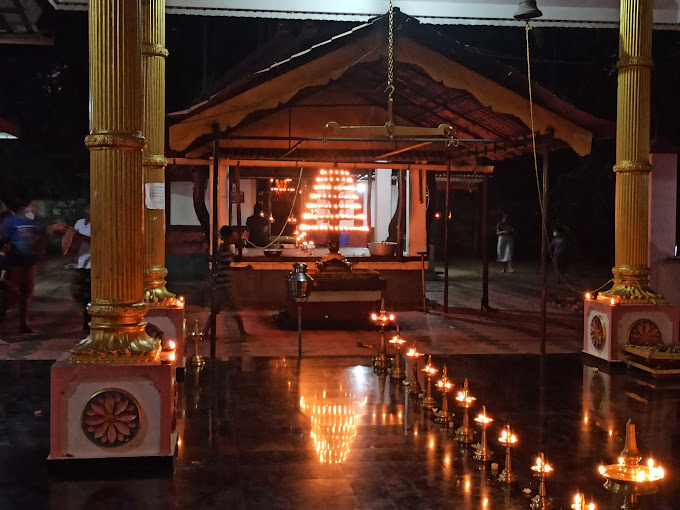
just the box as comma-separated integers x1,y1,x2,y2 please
496,213,515,273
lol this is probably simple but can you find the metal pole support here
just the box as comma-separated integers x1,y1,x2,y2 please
297,304,303,358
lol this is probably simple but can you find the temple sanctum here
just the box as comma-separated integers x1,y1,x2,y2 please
1,1,680,509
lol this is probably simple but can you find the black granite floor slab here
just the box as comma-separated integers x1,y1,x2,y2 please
1,355,679,510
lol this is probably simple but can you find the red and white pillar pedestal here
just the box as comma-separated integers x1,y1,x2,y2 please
49,354,177,461
583,298,679,362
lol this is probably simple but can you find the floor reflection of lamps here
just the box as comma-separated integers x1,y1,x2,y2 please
287,263,314,357
598,420,665,510
300,394,358,464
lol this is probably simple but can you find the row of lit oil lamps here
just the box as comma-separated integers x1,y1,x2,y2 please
369,310,666,510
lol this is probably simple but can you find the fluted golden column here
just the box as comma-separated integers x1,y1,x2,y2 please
72,0,159,362
600,0,662,304
141,0,174,304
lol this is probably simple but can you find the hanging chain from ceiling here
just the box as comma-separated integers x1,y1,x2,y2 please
386,0,395,103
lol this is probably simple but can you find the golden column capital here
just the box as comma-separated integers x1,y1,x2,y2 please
72,0,159,362
141,0,175,306
600,0,662,304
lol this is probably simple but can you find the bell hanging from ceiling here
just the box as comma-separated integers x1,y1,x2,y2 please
513,0,543,20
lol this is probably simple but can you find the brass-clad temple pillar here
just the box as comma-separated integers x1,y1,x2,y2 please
71,0,158,362
600,0,661,304
142,0,174,304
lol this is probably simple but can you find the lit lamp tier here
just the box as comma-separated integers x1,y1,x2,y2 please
299,169,369,243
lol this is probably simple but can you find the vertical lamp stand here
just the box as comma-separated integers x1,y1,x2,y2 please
473,405,494,462
530,452,554,510
406,343,423,396
388,325,407,382
454,379,477,444
371,309,396,373
287,263,314,357
435,365,454,427
187,319,205,369
421,355,438,410
498,423,518,483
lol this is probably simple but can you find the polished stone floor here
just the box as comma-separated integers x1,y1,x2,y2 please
1,354,679,510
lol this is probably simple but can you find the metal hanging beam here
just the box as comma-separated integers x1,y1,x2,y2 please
214,134,506,144
167,157,494,173
323,121,456,142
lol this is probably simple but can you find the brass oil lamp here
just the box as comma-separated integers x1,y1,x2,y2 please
187,319,204,369
473,405,494,462
388,326,407,382
498,423,518,483
405,343,423,396
421,356,438,410
598,420,665,510
160,338,177,365
371,310,395,373
435,365,454,427
530,452,554,510
454,379,477,444
571,492,595,510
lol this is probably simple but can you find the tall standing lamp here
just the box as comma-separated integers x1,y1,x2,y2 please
287,263,314,357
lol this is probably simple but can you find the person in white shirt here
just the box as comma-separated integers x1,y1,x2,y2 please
72,206,91,332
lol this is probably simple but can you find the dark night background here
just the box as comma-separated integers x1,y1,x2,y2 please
2,8,680,266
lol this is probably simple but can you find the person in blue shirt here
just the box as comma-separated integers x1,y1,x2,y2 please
549,229,568,283
0,199,45,334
